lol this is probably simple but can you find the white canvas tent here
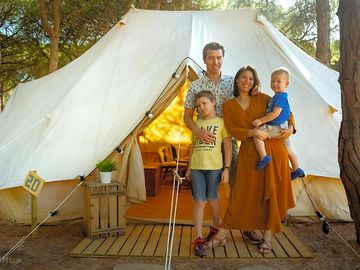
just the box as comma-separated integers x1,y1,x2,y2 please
0,7,350,224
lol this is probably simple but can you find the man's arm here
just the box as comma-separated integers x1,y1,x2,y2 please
184,108,216,144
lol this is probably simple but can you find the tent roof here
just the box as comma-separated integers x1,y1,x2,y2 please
0,7,341,189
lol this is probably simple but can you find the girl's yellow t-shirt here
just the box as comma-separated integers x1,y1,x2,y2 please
191,117,230,170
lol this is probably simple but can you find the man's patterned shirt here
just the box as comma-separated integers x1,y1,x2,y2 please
184,73,234,117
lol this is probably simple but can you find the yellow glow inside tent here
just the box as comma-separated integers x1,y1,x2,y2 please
140,81,193,153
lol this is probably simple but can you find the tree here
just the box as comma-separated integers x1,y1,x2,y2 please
338,0,360,243
316,0,330,65
38,0,61,73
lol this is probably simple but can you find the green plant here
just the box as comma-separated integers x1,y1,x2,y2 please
96,159,116,172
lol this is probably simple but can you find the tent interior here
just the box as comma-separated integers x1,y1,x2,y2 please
0,7,351,225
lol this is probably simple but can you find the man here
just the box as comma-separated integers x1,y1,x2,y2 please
184,42,236,184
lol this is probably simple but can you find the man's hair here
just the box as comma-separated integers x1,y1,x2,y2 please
202,42,225,60
272,67,290,81
233,65,261,97
194,90,216,102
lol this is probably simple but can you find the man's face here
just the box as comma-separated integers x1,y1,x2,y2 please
203,49,223,75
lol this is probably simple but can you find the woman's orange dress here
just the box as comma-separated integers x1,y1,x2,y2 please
222,93,295,233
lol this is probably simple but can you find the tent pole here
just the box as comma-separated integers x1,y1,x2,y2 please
31,194,38,237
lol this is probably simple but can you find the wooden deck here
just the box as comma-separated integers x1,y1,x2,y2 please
70,224,313,259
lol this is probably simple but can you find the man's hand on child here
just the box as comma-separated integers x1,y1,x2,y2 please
197,128,216,144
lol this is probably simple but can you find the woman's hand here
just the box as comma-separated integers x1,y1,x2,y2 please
252,85,261,95
273,125,293,140
252,119,262,128
221,169,229,184
252,129,270,141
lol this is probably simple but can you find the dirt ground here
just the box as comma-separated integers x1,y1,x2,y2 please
0,219,359,270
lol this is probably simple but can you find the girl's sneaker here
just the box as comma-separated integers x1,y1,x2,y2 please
193,237,206,257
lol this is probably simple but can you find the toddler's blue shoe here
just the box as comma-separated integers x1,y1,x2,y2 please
291,168,305,180
256,155,271,170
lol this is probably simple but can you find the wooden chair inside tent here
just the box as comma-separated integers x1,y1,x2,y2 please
158,145,188,183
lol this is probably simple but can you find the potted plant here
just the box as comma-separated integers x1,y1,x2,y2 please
96,159,117,184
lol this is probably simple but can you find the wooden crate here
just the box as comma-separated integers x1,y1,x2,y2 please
83,182,126,239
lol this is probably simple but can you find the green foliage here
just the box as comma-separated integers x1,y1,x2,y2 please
96,159,117,172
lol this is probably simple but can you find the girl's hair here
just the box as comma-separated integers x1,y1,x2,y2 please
194,90,216,102
233,65,260,97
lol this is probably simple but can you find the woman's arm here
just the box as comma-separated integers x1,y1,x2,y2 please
223,101,271,141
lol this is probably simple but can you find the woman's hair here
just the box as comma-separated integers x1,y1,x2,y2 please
194,90,216,102
233,65,261,97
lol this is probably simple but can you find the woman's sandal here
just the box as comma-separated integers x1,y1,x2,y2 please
205,236,226,249
259,239,272,254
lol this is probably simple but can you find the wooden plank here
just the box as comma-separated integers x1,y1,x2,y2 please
142,225,163,256
99,186,109,230
108,185,117,230
118,190,126,229
274,232,301,258
90,196,100,233
231,230,250,258
179,225,191,257
82,238,105,255
154,225,169,256
190,225,198,258
171,225,182,256
106,224,135,255
282,226,313,258
271,235,288,258
70,238,93,255
83,186,90,236
241,231,263,258
224,230,239,258
130,224,154,256
118,224,144,256
94,237,117,255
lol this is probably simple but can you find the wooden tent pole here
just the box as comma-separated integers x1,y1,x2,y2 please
31,194,38,237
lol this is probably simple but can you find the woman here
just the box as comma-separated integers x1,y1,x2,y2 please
207,66,295,254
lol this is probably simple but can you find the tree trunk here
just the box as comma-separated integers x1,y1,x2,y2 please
38,0,61,73
338,0,360,243
316,0,330,65
155,0,163,10
140,0,150,9
0,82,3,112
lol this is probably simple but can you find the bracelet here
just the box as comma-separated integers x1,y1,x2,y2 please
224,166,230,170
